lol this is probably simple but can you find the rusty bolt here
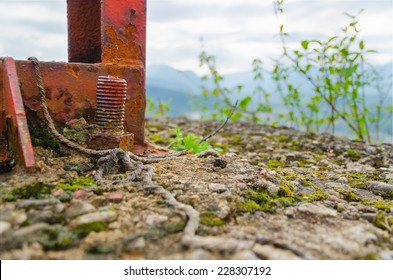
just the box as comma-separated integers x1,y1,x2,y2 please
95,75,127,134
86,75,134,151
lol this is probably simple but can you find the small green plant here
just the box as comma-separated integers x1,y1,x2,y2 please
168,128,212,154
196,45,272,123
146,97,171,117
273,0,391,142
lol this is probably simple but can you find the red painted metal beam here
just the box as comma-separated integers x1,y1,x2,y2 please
1,58,35,170
67,0,146,66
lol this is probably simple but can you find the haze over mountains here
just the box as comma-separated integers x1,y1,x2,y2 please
146,63,392,142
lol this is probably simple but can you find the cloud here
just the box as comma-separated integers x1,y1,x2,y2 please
0,0,391,74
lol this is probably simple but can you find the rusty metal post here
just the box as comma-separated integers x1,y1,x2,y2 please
67,0,147,147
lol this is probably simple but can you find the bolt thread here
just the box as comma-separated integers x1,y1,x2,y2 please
95,76,127,134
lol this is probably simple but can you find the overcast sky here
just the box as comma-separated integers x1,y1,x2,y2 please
0,0,392,75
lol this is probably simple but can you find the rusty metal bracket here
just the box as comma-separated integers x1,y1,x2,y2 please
1,58,35,170
0,0,150,171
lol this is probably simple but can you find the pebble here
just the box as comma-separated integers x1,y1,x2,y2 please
318,160,330,167
0,210,27,225
230,250,260,260
13,223,51,238
367,181,393,194
252,244,301,260
324,182,346,189
297,203,337,218
361,213,377,223
74,190,89,199
72,211,117,226
58,191,74,203
336,177,349,184
176,195,200,202
125,237,146,251
28,210,56,223
64,201,96,218
187,249,212,260
146,214,168,226
366,146,377,154
0,221,11,235
379,251,393,260
107,193,124,203
91,197,109,208
208,183,228,193
209,201,230,219
16,199,55,209
209,158,227,168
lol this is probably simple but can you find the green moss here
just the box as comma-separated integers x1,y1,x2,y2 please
228,134,243,145
348,180,367,189
373,212,393,231
347,171,388,189
73,221,107,238
199,211,224,227
305,188,329,202
373,200,393,211
278,182,296,197
38,225,77,251
164,221,186,234
298,159,315,167
277,197,296,207
238,200,264,213
344,149,361,161
302,180,316,187
289,140,300,151
149,134,169,145
64,163,95,176
267,159,286,169
57,176,96,192
283,173,300,181
336,189,360,202
360,253,379,260
4,182,54,201
277,135,289,143
30,126,60,151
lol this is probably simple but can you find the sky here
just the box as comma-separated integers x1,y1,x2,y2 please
0,0,392,75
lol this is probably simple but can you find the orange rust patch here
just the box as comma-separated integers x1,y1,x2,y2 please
66,64,81,78
102,24,143,66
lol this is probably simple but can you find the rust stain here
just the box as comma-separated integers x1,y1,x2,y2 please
66,64,81,78
102,24,143,65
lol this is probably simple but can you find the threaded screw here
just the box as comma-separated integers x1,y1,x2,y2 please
95,75,127,134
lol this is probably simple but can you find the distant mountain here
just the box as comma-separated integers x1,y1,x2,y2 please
147,65,201,94
146,63,392,142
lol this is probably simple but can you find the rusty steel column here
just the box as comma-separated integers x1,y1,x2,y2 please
67,0,147,147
